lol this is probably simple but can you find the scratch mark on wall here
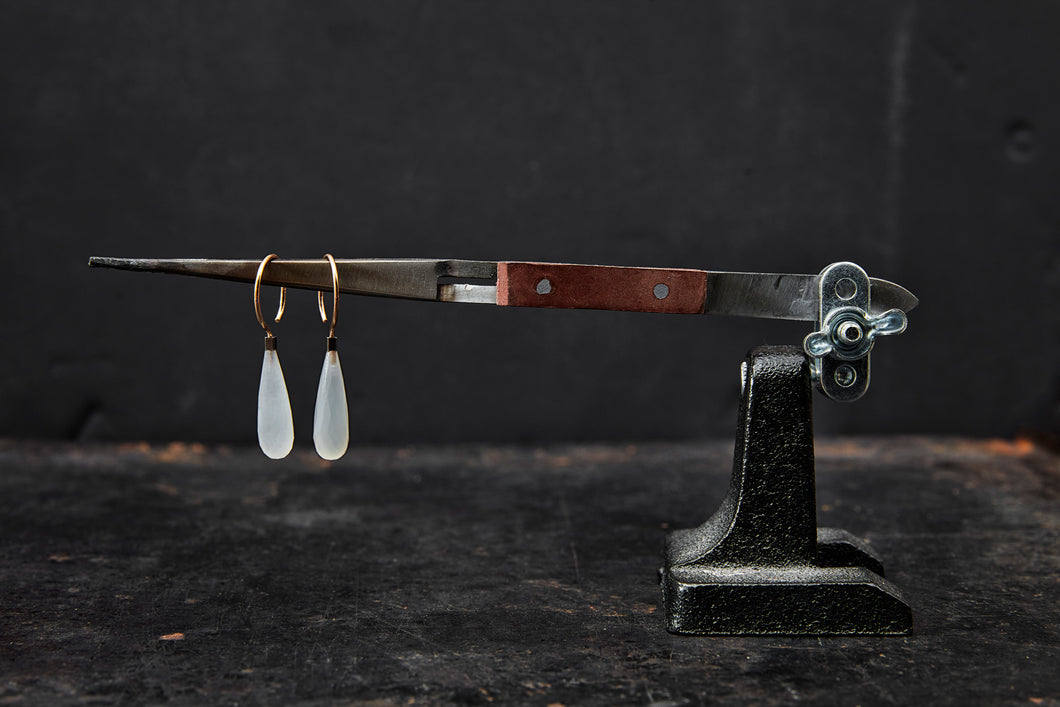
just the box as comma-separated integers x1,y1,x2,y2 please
885,3,917,264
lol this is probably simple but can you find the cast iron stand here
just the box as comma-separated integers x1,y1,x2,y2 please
661,345,913,635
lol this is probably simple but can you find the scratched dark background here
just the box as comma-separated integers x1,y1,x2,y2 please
1,1,1058,445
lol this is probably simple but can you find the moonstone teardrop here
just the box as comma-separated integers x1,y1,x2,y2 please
257,349,294,459
313,350,349,460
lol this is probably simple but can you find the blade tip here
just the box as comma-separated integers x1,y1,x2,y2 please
87,256,152,272
898,285,919,313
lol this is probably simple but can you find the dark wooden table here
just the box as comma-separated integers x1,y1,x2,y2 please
1,437,1057,705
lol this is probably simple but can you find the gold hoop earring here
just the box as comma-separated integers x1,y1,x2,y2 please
312,254,349,460
254,254,294,459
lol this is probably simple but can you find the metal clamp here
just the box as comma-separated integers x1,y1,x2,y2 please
804,262,908,402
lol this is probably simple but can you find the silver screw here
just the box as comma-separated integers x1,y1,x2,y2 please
834,364,857,388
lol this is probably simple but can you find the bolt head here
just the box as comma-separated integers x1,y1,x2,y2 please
838,321,863,343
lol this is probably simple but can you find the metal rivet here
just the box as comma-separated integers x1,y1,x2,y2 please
835,278,857,300
536,278,552,295
653,283,669,300
834,364,857,388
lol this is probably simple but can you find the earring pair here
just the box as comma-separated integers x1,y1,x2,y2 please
254,253,349,461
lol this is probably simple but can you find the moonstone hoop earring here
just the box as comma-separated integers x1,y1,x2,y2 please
254,254,294,459
312,253,349,460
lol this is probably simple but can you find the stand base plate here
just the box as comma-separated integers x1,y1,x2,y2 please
662,561,913,636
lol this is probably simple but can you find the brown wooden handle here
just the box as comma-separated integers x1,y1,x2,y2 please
497,262,707,314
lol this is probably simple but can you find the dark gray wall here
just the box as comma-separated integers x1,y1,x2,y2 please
2,1,1057,445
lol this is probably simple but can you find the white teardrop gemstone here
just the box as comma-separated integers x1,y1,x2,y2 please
313,350,349,460
257,349,294,459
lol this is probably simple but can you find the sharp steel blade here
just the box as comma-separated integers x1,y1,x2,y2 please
87,257,497,301
704,272,918,320
88,257,917,319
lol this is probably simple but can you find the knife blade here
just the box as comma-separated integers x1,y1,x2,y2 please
87,257,917,322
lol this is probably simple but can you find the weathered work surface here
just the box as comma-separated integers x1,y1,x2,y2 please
0,437,1056,705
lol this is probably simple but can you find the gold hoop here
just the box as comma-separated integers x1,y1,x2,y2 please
317,254,339,338
254,254,286,338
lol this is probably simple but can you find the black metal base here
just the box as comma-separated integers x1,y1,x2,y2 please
664,548,912,636
661,346,913,635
